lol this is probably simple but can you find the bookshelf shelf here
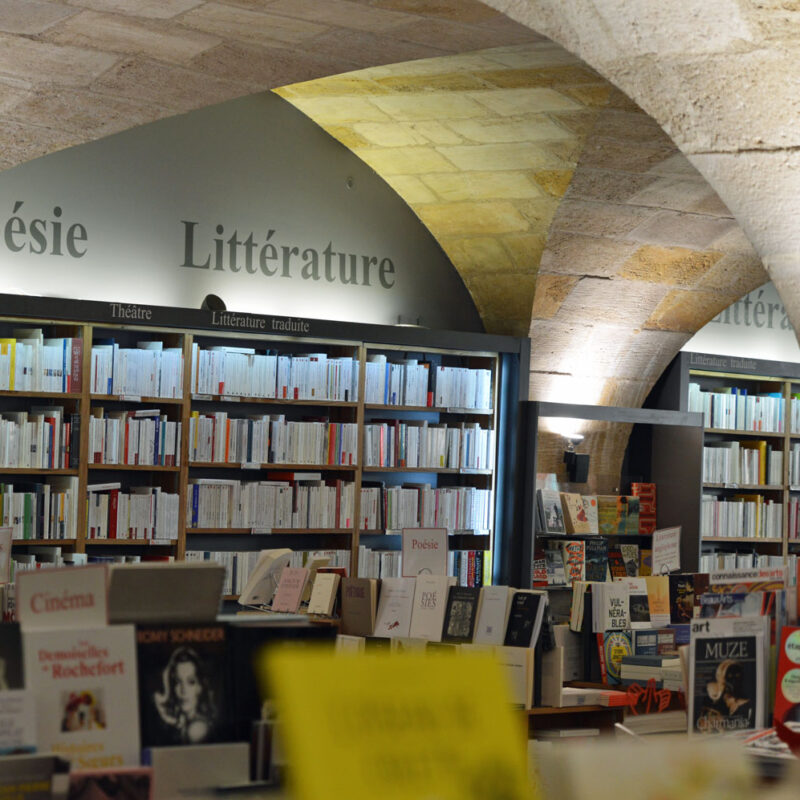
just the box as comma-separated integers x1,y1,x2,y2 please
88,464,180,472
188,462,356,471
191,394,358,408
702,483,783,491
0,468,78,475
365,403,493,415
84,538,177,546
90,394,184,405
0,391,82,400
186,528,355,535
701,536,783,544
11,538,77,546
704,427,785,437
361,466,492,475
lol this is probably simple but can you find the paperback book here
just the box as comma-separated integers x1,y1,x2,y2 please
136,623,233,748
689,616,768,735
503,590,547,649
440,586,482,644
23,624,141,767
373,577,415,639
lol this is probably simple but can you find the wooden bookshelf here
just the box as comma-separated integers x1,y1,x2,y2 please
0,294,527,589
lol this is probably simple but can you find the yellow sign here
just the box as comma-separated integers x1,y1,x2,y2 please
260,646,537,800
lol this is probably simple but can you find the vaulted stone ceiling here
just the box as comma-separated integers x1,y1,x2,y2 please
0,0,769,411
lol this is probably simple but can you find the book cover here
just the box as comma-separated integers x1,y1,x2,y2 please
136,623,232,748
643,575,671,628
373,577,415,638
67,767,153,800
544,548,567,586
619,543,639,577
503,590,547,648
689,616,767,735
560,492,590,534
669,573,696,624
639,548,653,576
440,586,481,644
583,537,608,583
340,577,378,637
623,495,640,535
531,546,548,588
0,622,24,689
539,489,565,535
601,630,633,685
306,572,340,617
227,618,336,741
597,495,625,536
606,548,627,580
0,754,70,800
774,626,800,724
401,528,447,577
0,690,36,754
581,495,599,534
23,624,141,766
596,581,629,632
473,585,513,645
559,539,585,587
625,578,651,629
270,567,309,614
408,575,455,642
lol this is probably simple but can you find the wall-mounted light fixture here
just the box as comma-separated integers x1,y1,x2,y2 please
200,294,226,311
563,433,590,483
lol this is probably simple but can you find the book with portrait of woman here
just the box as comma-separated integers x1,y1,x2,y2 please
135,623,233,748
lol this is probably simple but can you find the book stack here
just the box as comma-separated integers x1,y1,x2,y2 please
619,654,683,689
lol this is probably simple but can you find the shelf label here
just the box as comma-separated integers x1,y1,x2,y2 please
119,395,142,402
193,394,212,401
241,462,260,470
251,527,272,535
150,538,176,546
723,482,739,489
221,395,241,402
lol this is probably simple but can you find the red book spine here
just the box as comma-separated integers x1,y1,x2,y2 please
70,338,83,393
108,489,119,539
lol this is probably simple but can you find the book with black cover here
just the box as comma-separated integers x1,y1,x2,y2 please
227,618,336,740
440,586,481,644
0,622,24,688
503,590,547,648
584,538,609,583
136,623,233,747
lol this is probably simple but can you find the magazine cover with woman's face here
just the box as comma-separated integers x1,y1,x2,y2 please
135,624,232,747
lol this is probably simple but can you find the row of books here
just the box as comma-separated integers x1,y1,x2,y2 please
535,539,649,587
699,551,794,573
365,355,492,409
86,484,179,539
536,484,656,536
185,548,351,596
702,439,783,485
90,340,184,398
89,409,181,467
188,411,358,465
688,382,785,432
788,497,800,539
185,478,355,530
362,419,494,470
357,546,490,587
334,574,547,650
378,484,492,532
0,406,79,469
701,493,783,539
191,345,359,401
0,476,78,539
0,331,81,393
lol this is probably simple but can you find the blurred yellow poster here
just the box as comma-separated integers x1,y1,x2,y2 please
260,646,537,800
